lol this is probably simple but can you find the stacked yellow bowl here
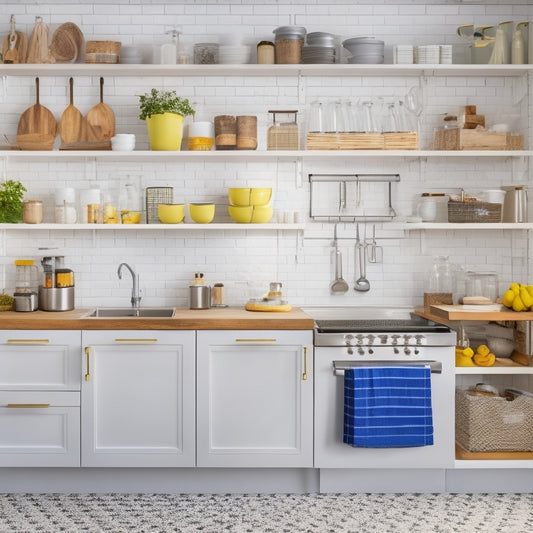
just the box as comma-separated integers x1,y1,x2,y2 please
228,187,273,223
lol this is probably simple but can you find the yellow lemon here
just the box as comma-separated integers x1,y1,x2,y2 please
512,296,526,312
502,289,515,308
520,287,533,309
511,282,520,295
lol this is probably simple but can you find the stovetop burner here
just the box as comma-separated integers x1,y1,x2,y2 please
315,317,450,334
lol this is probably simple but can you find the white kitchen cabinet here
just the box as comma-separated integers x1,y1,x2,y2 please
0,330,81,467
81,330,195,467
196,330,313,467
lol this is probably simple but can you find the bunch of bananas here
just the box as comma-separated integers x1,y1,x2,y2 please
455,344,496,367
502,283,533,312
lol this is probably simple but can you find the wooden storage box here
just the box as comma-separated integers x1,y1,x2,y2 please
85,40,121,64
306,132,418,150
434,128,524,151
447,200,502,223
456,390,533,452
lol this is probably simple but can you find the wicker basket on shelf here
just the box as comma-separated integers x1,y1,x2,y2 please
447,199,502,223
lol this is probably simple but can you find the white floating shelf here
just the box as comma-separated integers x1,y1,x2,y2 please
0,63,531,78
0,223,305,231
0,150,530,161
391,222,533,230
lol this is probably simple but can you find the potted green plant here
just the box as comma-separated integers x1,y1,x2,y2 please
139,89,195,151
0,179,26,223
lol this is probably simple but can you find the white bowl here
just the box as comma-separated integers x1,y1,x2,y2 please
111,134,136,151
486,336,515,358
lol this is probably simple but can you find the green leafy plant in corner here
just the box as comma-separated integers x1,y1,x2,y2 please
138,89,195,120
0,179,26,223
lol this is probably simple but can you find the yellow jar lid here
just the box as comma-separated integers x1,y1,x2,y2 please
14,259,34,266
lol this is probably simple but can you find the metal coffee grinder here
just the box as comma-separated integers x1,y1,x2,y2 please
13,259,39,312
38,255,75,311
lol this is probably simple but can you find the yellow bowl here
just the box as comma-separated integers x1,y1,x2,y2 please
251,204,273,223
228,205,253,223
228,188,251,206
250,188,272,206
228,187,272,206
120,210,141,224
189,202,215,223
158,203,185,224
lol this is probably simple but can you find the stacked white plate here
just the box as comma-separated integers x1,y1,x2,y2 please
218,45,251,64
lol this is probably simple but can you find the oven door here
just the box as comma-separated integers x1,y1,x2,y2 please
314,345,455,469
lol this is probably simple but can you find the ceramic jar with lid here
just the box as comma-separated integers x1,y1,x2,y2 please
23,199,43,224
273,26,306,64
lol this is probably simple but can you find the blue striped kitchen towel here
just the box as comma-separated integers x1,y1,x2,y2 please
343,366,434,448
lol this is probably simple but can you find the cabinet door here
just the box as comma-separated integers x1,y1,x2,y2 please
0,391,80,467
81,330,195,467
197,330,313,467
0,330,81,390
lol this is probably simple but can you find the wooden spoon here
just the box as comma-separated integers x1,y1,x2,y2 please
3,32,18,63
17,77,57,150
85,77,115,142
58,77,83,146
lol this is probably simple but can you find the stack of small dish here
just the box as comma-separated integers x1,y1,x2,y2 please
302,32,337,64
218,45,251,64
342,37,384,64
228,187,273,223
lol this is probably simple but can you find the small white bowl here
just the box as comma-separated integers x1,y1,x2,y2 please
111,134,136,151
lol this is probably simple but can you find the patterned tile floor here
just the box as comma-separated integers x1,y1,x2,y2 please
0,492,532,533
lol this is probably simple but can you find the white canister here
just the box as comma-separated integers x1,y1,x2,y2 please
479,189,506,204
189,121,215,138
55,187,77,224
417,193,447,222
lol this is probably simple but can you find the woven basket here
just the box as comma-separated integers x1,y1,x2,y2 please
86,40,121,55
447,200,502,223
455,390,533,452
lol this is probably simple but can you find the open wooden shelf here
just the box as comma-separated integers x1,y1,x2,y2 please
456,443,533,461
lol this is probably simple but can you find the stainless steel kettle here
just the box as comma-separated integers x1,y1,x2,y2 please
502,186,528,223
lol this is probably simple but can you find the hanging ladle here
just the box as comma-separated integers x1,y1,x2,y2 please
330,225,349,294
354,223,370,292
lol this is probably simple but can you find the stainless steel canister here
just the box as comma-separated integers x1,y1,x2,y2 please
190,285,211,309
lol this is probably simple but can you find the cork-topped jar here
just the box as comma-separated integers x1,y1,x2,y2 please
273,26,306,64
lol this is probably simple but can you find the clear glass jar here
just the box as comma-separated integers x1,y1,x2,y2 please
267,110,299,150
194,43,219,64
22,199,43,224
424,255,454,309
465,271,499,303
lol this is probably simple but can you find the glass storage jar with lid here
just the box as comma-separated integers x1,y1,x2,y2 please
267,110,299,150
424,255,455,310
273,26,306,64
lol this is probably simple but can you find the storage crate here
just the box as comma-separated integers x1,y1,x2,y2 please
434,128,524,151
306,132,418,150
455,389,533,452
447,200,501,223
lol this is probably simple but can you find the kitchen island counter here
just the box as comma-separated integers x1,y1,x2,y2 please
0,307,314,330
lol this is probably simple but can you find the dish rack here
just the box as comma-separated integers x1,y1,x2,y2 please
309,173,400,222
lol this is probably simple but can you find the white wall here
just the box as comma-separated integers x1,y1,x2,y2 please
1,1,532,309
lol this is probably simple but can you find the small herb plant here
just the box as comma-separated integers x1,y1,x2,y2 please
138,89,195,120
0,179,26,223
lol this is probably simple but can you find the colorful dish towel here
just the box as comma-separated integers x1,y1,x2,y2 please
343,365,434,448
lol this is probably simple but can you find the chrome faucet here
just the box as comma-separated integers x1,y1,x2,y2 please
117,262,141,308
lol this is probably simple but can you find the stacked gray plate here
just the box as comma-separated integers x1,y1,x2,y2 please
303,32,337,63
343,36,384,64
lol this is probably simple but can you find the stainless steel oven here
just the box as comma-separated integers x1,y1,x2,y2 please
306,307,456,469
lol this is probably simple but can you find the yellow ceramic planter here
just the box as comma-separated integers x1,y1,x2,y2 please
146,112,185,151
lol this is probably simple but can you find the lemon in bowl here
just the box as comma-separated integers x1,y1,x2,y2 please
121,210,142,224
158,203,185,224
189,203,215,223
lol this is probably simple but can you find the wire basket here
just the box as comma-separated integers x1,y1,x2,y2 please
145,187,173,224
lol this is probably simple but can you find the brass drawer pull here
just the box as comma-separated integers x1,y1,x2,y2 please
114,338,158,343
302,346,308,381
235,339,277,343
85,346,91,381
6,339,50,344
7,403,51,408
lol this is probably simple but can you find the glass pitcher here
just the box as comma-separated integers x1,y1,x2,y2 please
424,255,454,310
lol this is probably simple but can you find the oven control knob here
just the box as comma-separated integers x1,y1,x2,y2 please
393,347,400,354
403,334,412,345
356,334,364,344
378,334,388,344
415,334,424,345
357,347,365,356
391,334,400,345
404,347,412,355
344,334,355,346
366,334,375,345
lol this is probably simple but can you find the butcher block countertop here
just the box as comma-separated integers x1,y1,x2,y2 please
416,305,533,323
0,307,315,330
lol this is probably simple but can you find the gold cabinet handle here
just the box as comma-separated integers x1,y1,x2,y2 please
7,339,50,344
85,346,91,381
235,338,277,343
7,403,51,408
114,338,158,343
302,346,308,381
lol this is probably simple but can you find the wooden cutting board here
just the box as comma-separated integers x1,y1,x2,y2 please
16,77,57,150
85,77,115,142
58,77,83,146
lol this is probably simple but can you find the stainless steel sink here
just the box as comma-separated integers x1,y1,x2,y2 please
86,307,175,318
